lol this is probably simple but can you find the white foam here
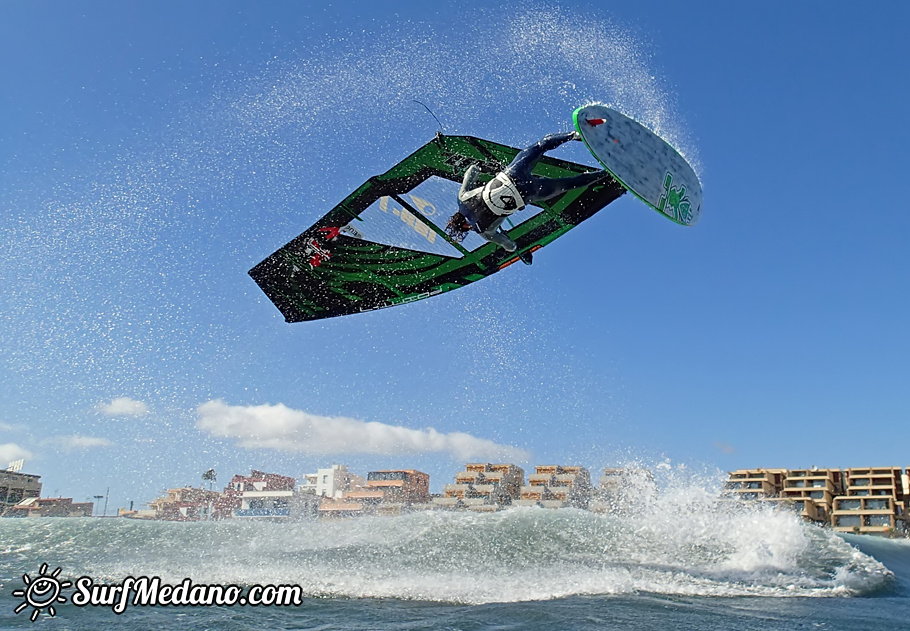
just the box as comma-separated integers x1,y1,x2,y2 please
38,468,888,604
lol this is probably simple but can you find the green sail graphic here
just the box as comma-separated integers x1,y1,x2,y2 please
249,134,626,323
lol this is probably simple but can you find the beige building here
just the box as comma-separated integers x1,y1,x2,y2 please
832,467,907,535
780,468,844,523
147,487,221,521
432,463,525,512
726,466,910,536
4,497,93,518
516,465,592,509
320,469,430,518
723,469,788,500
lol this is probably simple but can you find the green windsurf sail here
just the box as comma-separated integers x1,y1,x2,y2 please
249,133,626,323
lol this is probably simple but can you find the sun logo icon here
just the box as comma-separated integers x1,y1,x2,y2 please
12,563,71,622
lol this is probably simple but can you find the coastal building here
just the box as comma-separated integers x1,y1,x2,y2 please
147,486,222,521
434,463,524,512
723,468,788,500
319,469,430,518
516,465,593,509
0,468,42,516
780,468,844,523
234,471,299,519
298,473,319,495
3,497,93,518
832,467,907,535
305,465,364,500
589,468,656,514
725,466,910,536
210,469,317,520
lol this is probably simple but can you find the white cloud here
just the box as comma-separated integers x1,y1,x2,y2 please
43,435,113,451
196,400,530,462
0,443,33,464
97,397,149,417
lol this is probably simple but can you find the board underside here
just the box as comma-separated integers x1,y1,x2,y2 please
573,105,702,227
249,134,626,323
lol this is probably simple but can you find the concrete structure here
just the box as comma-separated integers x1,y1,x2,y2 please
0,469,42,515
364,470,429,503
298,473,319,495
4,497,93,518
307,465,364,500
725,466,910,536
434,463,525,512
780,468,844,524
832,467,906,535
589,468,656,514
216,470,314,520
318,469,430,518
147,487,222,521
723,469,788,500
516,465,593,509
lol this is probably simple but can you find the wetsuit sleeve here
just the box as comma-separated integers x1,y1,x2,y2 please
536,131,577,153
458,164,482,202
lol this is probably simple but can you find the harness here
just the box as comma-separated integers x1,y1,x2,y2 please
481,172,525,215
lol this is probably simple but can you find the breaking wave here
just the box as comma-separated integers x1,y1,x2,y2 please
0,482,894,604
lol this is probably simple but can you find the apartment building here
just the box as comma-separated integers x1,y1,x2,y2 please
213,470,298,519
323,469,430,518
0,469,42,515
832,467,907,535
4,497,94,518
780,468,844,523
516,465,592,509
434,463,525,511
147,487,222,521
723,469,788,500
725,466,910,535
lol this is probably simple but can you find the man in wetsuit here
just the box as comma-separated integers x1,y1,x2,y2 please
445,130,607,265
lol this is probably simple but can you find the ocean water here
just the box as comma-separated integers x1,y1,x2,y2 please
2,485,909,631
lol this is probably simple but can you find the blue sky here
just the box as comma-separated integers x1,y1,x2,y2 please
1,1,909,509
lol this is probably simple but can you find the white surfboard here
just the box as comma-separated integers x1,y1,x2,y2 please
573,104,702,226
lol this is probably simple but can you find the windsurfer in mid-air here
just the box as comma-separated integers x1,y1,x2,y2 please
445,130,607,265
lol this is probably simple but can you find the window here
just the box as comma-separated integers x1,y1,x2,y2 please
866,499,890,510
838,499,861,510
836,515,861,528
867,515,891,527
368,471,407,482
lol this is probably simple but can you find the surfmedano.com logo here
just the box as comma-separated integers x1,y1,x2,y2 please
12,565,307,621
657,172,693,224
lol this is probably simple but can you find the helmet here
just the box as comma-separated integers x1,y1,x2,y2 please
481,173,524,215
